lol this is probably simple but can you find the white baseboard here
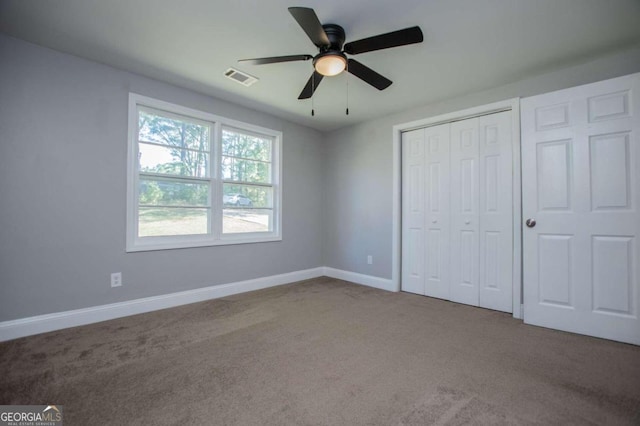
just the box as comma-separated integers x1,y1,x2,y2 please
0,267,324,342
0,267,394,342
323,267,395,292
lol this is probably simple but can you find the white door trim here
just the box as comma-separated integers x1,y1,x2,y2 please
392,98,523,319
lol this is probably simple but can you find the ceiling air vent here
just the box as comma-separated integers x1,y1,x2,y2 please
224,68,258,87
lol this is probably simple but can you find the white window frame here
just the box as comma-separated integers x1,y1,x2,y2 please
126,93,282,252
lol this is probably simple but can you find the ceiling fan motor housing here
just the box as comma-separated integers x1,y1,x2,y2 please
320,24,345,51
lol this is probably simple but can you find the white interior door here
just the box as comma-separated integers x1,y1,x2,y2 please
450,118,480,306
522,73,640,345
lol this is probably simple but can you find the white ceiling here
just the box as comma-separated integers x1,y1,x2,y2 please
1,0,640,131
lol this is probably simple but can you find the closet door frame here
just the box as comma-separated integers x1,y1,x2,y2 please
393,98,523,319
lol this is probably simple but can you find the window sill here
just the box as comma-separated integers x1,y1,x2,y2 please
126,235,282,252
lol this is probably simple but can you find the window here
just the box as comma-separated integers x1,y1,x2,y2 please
127,94,281,251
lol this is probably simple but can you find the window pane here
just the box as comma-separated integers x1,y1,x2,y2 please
139,179,209,207
223,184,272,208
223,208,272,234
139,108,210,151
222,129,271,162
139,143,209,178
139,207,208,237
221,156,271,183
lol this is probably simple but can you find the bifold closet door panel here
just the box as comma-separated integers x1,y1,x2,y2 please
478,111,513,313
423,124,451,300
402,110,514,312
401,129,426,295
450,118,480,306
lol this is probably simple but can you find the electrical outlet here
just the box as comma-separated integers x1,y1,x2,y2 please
367,255,373,265
111,272,122,288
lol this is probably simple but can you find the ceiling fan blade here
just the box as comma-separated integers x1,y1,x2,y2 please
347,59,392,90
298,71,324,99
343,26,423,55
288,7,330,47
238,55,313,65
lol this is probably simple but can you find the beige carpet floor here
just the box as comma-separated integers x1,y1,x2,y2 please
1,277,639,425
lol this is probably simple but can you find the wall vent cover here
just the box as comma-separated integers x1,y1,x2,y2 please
224,68,258,87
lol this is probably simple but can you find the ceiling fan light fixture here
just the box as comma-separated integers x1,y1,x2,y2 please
313,52,347,76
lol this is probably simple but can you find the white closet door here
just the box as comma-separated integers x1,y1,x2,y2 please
478,112,513,312
401,129,426,295
401,111,514,314
522,73,640,345
423,124,451,300
450,118,480,306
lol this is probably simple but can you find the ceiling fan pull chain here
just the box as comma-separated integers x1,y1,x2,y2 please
311,71,315,116
346,61,349,115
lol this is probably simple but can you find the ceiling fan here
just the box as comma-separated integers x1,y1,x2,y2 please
239,7,424,100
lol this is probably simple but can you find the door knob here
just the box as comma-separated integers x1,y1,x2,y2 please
432,219,438,223
465,220,471,225
526,219,536,228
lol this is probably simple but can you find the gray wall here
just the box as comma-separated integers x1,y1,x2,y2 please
0,35,325,321
323,46,640,280
2,32,640,323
